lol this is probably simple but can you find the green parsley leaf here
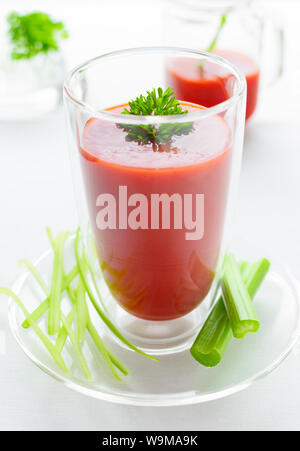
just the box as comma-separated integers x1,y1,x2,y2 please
119,88,193,148
7,11,68,60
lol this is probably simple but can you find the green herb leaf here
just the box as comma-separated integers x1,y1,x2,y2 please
123,87,187,116
7,11,68,60
119,87,193,147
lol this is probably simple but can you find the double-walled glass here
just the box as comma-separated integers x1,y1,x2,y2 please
64,47,246,354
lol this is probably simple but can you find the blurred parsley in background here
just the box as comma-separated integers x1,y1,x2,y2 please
7,11,68,60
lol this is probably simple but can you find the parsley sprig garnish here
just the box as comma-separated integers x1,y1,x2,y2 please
7,11,68,61
119,88,193,150
123,87,185,116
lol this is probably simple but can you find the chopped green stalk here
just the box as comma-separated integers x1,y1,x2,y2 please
57,285,78,353
22,298,49,328
206,14,227,52
56,305,76,353
46,227,55,248
240,258,271,298
61,314,91,380
221,253,260,339
76,278,89,343
190,298,233,367
63,264,78,286
87,320,125,381
67,279,128,380
56,328,67,354
190,257,270,366
104,345,130,377
22,264,78,329
9,227,132,382
19,259,49,295
87,259,109,314
75,228,158,362
0,288,69,374
48,232,69,335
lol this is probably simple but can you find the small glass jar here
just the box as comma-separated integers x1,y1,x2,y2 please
163,0,284,120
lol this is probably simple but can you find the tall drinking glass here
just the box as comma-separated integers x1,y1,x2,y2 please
64,47,246,354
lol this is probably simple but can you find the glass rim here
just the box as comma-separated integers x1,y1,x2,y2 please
63,46,247,125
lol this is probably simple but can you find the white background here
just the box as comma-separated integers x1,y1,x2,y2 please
0,0,300,431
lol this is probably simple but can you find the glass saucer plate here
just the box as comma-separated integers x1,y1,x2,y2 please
8,235,300,406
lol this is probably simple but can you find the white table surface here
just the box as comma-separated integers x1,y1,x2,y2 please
0,0,300,431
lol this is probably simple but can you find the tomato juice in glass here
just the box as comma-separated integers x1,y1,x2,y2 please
64,48,246,352
167,50,259,120
79,104,231,321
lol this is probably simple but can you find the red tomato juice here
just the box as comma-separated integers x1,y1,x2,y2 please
79,104,232,321
166,50,259,120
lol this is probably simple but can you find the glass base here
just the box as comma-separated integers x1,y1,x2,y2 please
97,277,213,355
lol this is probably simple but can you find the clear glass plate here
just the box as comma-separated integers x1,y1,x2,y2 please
8,235,300,406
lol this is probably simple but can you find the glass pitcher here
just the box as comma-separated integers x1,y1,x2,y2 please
163,0,284,120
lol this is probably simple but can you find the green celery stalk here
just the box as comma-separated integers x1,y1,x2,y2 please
87,320,126,381
22,298,49,329
22,264,78,328
104,345,130,377
64,264,78,285
19,259,49,295
56,305,76,353
87,258,109,314
76,277,89,343
74,228,158,362
11,228,131,381
66,277,129,380
0,288,69,374
48,231,69,335
68,279,129,380
190,298,233,367
61,314,92,380
222,253,260,339
241,259,271,298
46,227,55,248
190,258,270,366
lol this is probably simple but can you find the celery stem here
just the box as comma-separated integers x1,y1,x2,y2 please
61,314,92,380
48,232,69,335
222,253,260,339
0,288,69,374
190,257,270,367
22,264,77,328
